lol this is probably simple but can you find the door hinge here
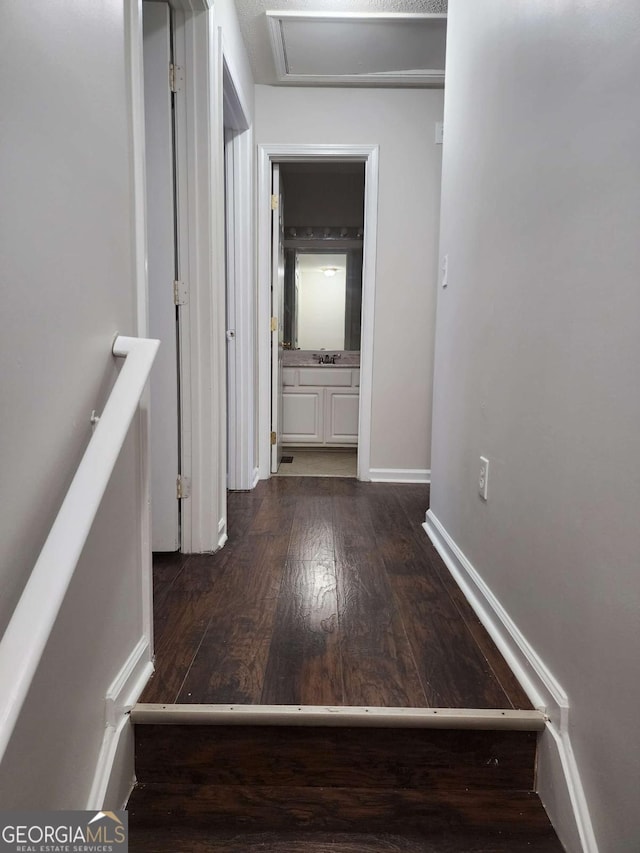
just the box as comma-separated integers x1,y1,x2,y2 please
169,63,178,94
270,316,278,332
173,280,188,305
270,431,277,446
271,194,279,210
176,475,191,500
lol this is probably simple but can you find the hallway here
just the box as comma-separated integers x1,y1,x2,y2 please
143,478,531,710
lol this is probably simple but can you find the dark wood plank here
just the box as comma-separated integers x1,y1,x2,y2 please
134,725,538,791
387,485,532,710
261,559,343,704
248,493,297,535
389,569,512,708
142,555,230,703
336,548,428,707
332,494,377,556
366,486,433,570
152,550,188,586
418,534,534,711
176,533,289,703
389,483,430,524
151,551,188,632
128,783,562,841
287,496,335,561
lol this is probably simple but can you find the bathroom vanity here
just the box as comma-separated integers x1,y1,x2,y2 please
281,352,360,446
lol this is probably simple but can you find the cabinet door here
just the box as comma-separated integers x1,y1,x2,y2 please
325,389,359,444
282,389,324,443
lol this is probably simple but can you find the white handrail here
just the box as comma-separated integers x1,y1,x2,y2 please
0,334,159,762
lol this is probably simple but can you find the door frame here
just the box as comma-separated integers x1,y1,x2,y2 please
142,1,181,553
171,7,226,552
257,144,379,482
223,58,256,491
128,0,227,556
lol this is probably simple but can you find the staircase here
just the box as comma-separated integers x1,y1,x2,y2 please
127,707,564,852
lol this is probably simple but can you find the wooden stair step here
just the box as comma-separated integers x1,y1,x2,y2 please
127,786,563,851
129,828,563,852
135,724,538,791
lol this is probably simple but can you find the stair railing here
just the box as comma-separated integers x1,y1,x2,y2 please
0,334,159,763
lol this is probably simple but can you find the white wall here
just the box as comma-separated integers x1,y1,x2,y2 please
255,86,444,473
0,0,146,805
431,1,640,850
215,0,255,116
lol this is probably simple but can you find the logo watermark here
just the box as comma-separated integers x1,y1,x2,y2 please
0,811,128,853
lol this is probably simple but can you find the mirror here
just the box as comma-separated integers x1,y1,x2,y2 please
284,249,363,351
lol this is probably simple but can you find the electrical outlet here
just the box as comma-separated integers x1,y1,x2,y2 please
479,456,489,501
441,254,449,288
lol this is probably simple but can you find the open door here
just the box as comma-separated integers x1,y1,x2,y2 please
270,164,285,474
143,2,180,550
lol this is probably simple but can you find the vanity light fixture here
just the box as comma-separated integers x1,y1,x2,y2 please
321,267,338,277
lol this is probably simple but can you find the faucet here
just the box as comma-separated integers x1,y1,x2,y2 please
314,353,341,364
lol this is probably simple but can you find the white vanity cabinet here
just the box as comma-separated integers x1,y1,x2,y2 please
282,366,360,446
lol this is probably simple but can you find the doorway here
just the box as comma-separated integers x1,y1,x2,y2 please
276,164,365,479
258,145,379,483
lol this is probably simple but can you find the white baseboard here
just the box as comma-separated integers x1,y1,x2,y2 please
86,636,153,810
252,467,260,488
369,468,431,484
423,510,597,853
218,516,228,550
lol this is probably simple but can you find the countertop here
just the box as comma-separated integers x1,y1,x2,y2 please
283,350,360,368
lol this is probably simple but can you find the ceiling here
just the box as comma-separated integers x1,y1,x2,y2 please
233,0,448,87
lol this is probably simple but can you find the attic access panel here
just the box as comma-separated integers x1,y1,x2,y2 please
267,11,446,86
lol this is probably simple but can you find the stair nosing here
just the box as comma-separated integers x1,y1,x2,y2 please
130,703,546,730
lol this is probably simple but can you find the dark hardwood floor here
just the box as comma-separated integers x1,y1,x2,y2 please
142,477,532,709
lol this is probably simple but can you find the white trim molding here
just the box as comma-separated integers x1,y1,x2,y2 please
172,0,212,10
223,57,255,491
369,468,431,484
423,510,598,853
172,8,226,552
257,143,379,483
176,0,212,10
87,637,153,809
125,0,154,664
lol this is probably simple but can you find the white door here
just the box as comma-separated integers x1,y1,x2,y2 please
143,2,180,550
270,164,285,473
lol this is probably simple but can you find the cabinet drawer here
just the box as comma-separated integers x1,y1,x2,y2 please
282,367,297,386
298,368,352,387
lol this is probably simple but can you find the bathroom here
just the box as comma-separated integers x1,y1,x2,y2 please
275,162,365,477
